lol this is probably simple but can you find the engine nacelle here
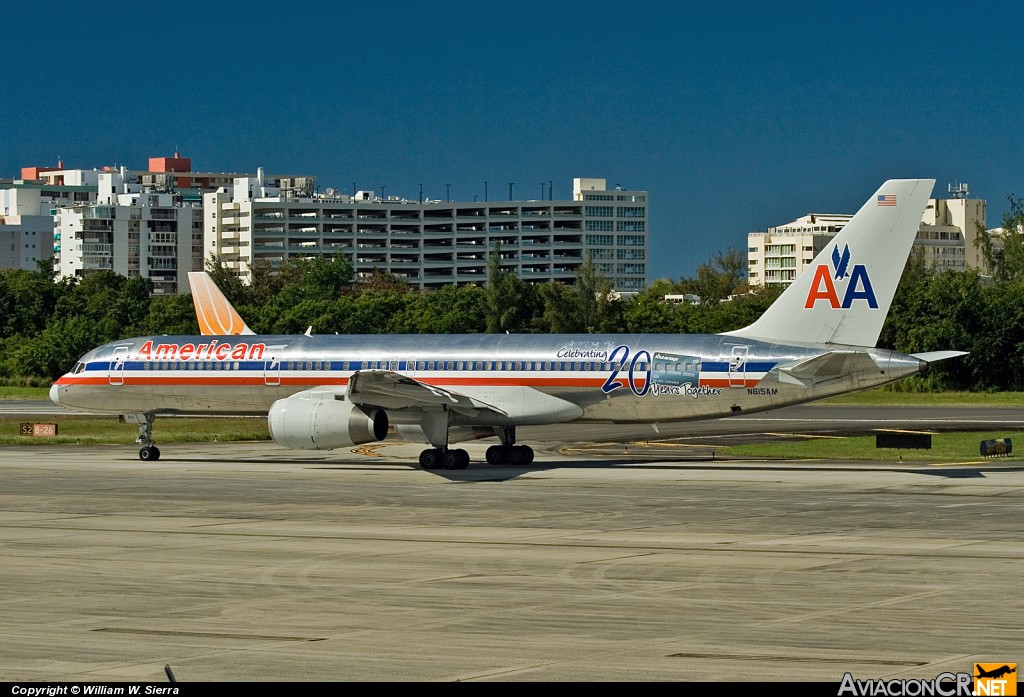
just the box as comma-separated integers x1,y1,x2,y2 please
268,390,388,450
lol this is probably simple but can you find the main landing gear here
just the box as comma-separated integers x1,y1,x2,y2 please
484,426,534,466
130,414,160,461
419,447,470,471
416,426,534,470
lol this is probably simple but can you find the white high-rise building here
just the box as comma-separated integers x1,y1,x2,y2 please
56,171,203,295
0,174,97,271
747,214,849,286
48,156,307,294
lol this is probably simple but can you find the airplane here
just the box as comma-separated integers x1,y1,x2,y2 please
975,665,1017,680
50,178,966,469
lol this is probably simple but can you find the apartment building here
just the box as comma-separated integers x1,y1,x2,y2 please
49,156,311,294
56,171,203,294
0,171,96,271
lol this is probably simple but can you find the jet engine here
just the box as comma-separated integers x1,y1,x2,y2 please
268,390,388,450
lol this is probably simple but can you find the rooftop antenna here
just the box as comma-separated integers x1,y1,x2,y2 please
948,182,969,198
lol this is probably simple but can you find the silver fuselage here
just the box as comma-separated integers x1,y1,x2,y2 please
52,332,924,426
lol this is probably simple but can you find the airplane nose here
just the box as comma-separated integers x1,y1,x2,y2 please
49,383,60,406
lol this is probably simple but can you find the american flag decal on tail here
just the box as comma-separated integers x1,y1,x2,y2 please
877,194,896,206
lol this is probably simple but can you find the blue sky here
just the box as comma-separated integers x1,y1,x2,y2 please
3,2,1022,281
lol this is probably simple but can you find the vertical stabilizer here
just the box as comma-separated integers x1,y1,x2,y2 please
188,271,255,335
727,179,934,347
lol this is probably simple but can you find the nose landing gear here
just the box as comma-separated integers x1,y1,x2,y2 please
126,413,160,461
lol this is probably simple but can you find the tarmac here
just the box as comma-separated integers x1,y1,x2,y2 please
1,432,1022,682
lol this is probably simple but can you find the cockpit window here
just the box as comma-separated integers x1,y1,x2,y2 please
73,362,86,374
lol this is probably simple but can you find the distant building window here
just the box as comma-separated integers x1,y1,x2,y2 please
616,221,645,232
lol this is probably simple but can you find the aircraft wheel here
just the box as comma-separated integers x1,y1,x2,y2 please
444,448,470,470
419,448,443,470
485,445,508,465
514,445,534,465
139,446,160,461
509,445,532,465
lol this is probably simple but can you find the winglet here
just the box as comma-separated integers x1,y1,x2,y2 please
727,179,935,347
188,271,255,335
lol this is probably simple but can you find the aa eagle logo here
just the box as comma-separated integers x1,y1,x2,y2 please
804,244,878,309
832,243,851,279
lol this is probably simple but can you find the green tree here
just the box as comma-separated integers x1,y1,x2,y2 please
537,281,582,333
677,247,748,304
142,293,200,336
620,280,688,333
975,194,1024,281
485,243,539,333
0,265,69,338
393,285,487,333
205,254,249,306
573,254,613,332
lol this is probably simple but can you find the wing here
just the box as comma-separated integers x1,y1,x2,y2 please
346,370,584,423
347,370,507,418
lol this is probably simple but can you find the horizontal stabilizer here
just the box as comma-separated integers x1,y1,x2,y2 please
911,351,969,363
777,351,880,387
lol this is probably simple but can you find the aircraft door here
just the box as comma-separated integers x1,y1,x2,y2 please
405,357,417,378
264,345,285,386
729,345,748,388
108,345,129,386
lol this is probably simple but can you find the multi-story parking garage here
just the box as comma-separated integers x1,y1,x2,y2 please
206,176,648,291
